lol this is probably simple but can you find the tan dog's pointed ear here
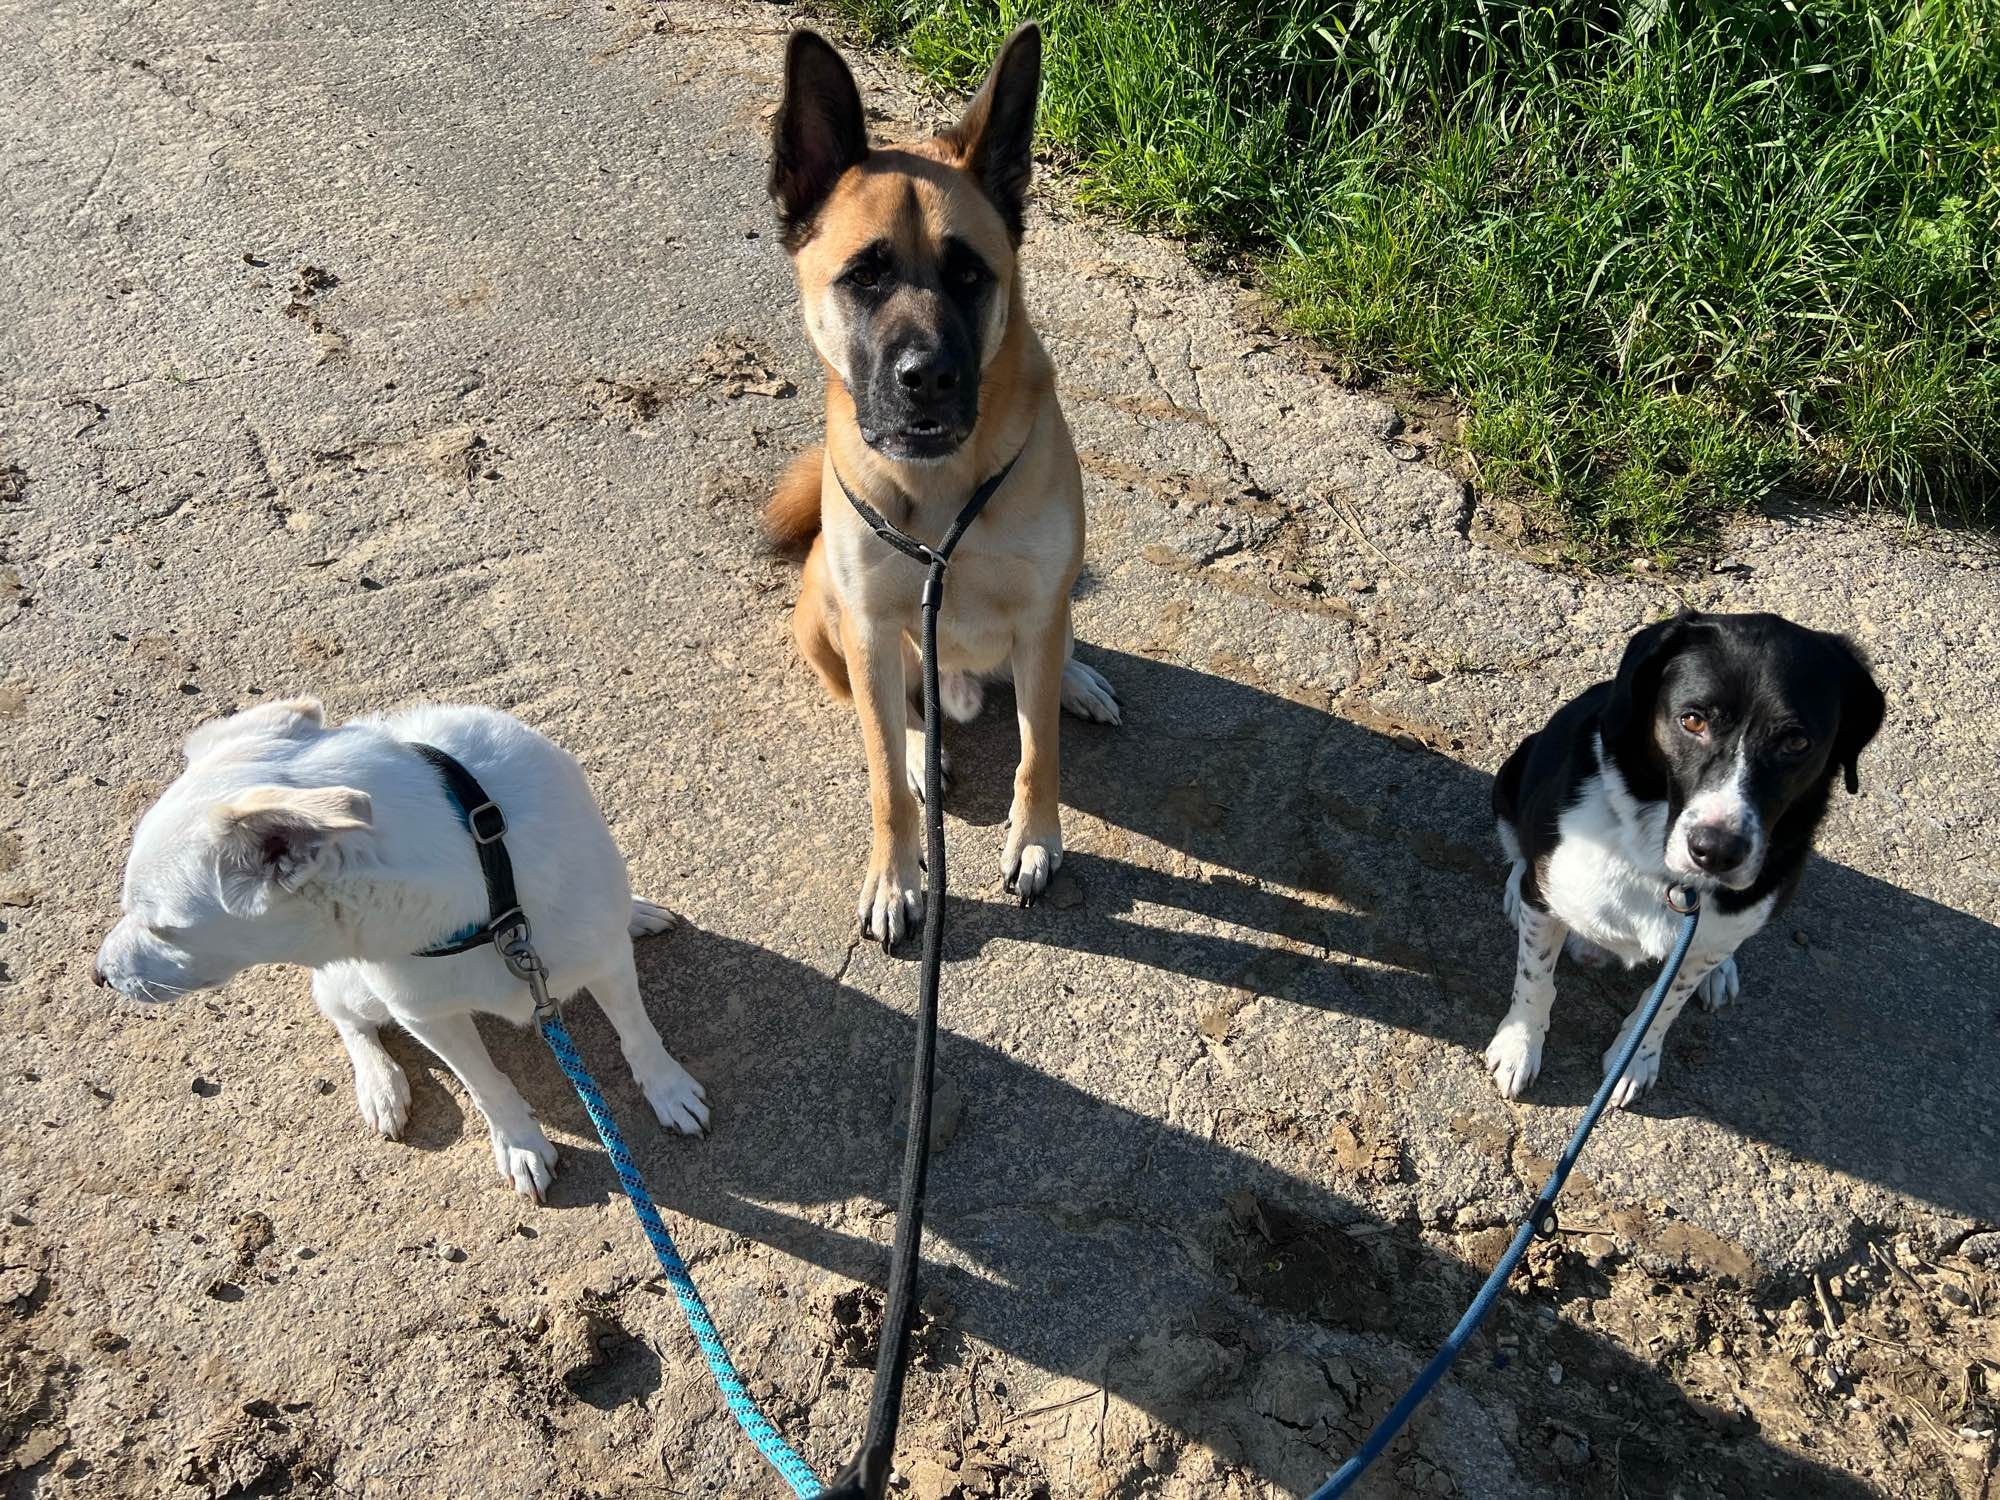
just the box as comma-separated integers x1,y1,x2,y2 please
941,22,1042,243
209,786,372,905
184,698,328,763
770,30,869,250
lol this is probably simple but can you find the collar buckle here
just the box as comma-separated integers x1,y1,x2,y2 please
467,800,507,844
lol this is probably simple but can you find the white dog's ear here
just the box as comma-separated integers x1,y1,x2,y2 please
184,699,328,764
209,785,372,911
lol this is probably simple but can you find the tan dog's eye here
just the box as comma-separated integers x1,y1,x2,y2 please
847,267,879,290
1679,711,1708,736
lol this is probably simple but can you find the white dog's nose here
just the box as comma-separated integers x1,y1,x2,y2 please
91,964,108,989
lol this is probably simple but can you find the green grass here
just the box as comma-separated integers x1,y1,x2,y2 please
821,0,2000,559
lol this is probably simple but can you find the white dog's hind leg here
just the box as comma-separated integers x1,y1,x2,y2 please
589,950,709,1137
311,968,409,1140
628,899,679,939
1484,898,1568,1100
399,1011,557,1200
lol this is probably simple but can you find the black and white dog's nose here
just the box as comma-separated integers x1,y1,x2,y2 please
1686,824,1751,873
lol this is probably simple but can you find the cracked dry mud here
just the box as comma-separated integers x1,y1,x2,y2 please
2,1,1997,1496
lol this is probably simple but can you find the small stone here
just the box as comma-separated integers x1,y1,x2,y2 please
312,1079,335,1096
1959,1231,2000,1264
1346,576,1374,593
1042,868,1084,910
0,1265,44,1305
1629,557,1654,573
438,1244,466,1264
1547,1361,1564,1386
232,1212,275,1266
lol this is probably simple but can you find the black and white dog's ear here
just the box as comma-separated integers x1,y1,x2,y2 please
769,30,869,250
1600,609,1700,752
941,22,1042,243
209,785,372,913
1826,636,1885,793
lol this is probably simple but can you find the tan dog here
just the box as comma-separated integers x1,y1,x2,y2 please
765,25,1120,948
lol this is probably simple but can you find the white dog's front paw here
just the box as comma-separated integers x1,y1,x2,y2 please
859,853,925,950
939,671,985,724
1484,1021,1545,1100
1603,1037,1663,1107
353,1052,411,1139
1000,822,1062,904
1696,956,1740,1013
1060,658,1121,725
490,1121,558,1200
641,1059,710,1137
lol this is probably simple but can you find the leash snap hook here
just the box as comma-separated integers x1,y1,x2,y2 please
496,917,555,1020
1665,885,1701,915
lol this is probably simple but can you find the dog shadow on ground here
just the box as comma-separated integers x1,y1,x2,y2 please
437,642,1998,1493
945,645,2000,1229
500,926,1873,1496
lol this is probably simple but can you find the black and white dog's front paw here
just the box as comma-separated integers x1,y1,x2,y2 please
1484,1019,1545,1100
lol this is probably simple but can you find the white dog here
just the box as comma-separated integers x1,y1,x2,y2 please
93,698,709,1198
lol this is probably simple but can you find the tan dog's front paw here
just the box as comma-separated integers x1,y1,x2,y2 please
1001,818,1062,905
859,851,925,951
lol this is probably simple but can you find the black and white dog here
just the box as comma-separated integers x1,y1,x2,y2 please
1483,611,1884,1105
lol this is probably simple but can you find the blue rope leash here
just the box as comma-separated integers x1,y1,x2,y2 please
1310,895,1703,1500
538,1011,824,1498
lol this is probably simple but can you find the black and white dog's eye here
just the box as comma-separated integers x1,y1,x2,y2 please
1679,711,1708,735
1781,732,1811,755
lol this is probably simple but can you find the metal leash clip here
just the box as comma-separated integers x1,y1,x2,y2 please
496,915,555,1021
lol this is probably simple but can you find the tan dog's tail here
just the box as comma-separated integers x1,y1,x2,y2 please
765,446,824,555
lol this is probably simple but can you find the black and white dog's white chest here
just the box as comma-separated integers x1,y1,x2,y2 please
1536,748,1776,967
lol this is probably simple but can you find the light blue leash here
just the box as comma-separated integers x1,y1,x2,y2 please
1310,890,1703,1499
536,1007,823,1497
406,738,822,1496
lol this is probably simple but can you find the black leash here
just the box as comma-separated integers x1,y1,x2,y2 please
819,449,1017,1500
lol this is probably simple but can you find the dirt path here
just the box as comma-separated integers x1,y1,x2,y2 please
3,2,1996,1495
